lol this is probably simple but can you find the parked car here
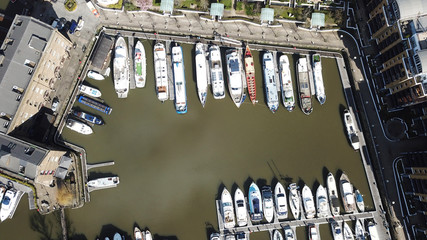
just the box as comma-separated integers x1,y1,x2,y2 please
52,98,60,112
69,20,77,34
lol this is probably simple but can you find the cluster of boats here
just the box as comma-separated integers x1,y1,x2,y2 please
0,185,20,222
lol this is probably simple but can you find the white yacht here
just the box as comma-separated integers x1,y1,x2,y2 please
263,51,279,113
226,48,244,108
340,173,356,213
195,43,208,107
87,70,105,80
262,185,274,223
279,55,295,111
154,42,169,102
113,36,130,98
273,230,283,240
221,187,236,229
134,227,143,240
171,44,187,114
145,230,153,240
302,185,316,219
327,172,341,216
309,225,319,240
343,221,355,240
312,54,326,104
355,219,365,240
288,183,300,220
274,182,288,219
248,182,263,222
0,189,18,222
79,84,102,98
316,185,330,218
367,222,379,240
209,45,225,99
87,176,119,188
344,109,360,150
134,40,146,88
331,219,344,240
234,188,248,226
283,226,296,240
66,118,93,135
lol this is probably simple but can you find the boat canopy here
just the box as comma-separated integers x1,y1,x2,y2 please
2,196,10,205
356,193,363,202
345,194,355,204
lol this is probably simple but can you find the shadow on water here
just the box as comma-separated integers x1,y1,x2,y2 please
98,224,130,240
243,177,255,196
154,234,179,240
322,166,331,182
216,182,226,200
88,171,117,180
205,222,217,240
256,178,267,188
29,211,61,240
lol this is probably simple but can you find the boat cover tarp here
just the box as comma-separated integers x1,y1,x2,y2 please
331,197,340,207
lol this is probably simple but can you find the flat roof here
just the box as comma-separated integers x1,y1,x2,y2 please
396,0,427,20
160,0,174,13
90,32,114,69
0,15,54,133
210,3,224,17
417,49,427,74
311,12,325,27
260,8,274,22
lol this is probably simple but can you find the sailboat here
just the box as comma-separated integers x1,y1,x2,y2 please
244,45,256,104
134,40,146,88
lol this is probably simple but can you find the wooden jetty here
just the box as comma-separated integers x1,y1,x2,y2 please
128,36,136,89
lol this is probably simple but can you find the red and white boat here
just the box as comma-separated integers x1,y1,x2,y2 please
244,45,256,104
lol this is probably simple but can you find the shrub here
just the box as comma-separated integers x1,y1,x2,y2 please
64,0,77,12
108,0,124,9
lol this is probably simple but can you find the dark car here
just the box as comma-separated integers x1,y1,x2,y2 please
69,20,77,34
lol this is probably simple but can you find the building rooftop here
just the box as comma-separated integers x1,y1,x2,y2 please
210,3,224,18
160,0,174,13
0,15,54,133
0,132,47,179
396,0,427,21
260,8,274,23
311,13,325,28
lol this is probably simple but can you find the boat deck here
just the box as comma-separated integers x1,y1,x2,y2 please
165,41,175,101
128,36,136,90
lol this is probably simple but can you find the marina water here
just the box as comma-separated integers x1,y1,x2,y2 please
0,41,373,240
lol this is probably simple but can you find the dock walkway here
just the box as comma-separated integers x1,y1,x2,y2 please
128,36,136,89
165,41,175,101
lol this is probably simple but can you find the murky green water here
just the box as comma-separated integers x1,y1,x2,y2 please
0,41,372,240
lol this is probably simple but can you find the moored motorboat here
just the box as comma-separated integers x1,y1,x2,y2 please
288,183,300,220
195,42,208,107
316,185,330,218
66,118,93,135
78,96,112,115
283,226,296,240
312,54,325,104
234,188,248,226
273,230,283,240
0,189,18,222
87,176,119,188
309,225,319,240
154,42,169,102
221,187,236,229
274,182,288,219
209,45,225,99
248,182,263,222
72,110,104,125
225,235,236,240
113,36,130,98
279,55,295,111
355,189,365,212
226,48,244,108
262,185,274,223
340,173,356,213
79,84,102,98
87,70,105,80
331,219,344,240
171,44,187,114
113,233,122,240
355,219,365,240
145,230,153,240
327,172,340,216
134,227,143,240
297,56,313,115
244,45,256,104
343,221,355,240
302,185,316,219
263,51,279,113
210,233,220,240
367,221,379,240
236,232,249,240
134,40,146,88
343,109,360,150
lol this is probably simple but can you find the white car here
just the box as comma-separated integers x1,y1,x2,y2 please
76,17,84,31
52,98,59,112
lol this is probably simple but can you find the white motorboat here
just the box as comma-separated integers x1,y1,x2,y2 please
248,182,263,222
113,233,122,240
210,233,220,240
134,40,146,88
355,189,365,212
367,222,379,240
195,42,208,107
0,189,17,222
226,48,244,108
79,84,102,98
134,227,143,240
225,235,236,240
66,118,93,135
297,56,313,115
209,45,225,99
355,219,365,240
234,188,248,226
327,172,340,216
87,70,105,80
302,185,316,219
316,185,330,218
331,219,344,240
279,55,295,111
312,54,326,104
283,226,296,240
236,232,249,240
340,173,356,213
87,176,119,188
288,183,300,220
221,187,236,229
343,109,360,150
273,230,283,240
154,42,169,102
145,230,153,240
274,182,288,219
263,51,279,113
262,185,274,223
309,225,319,240
343,221,355,240
171,44,187,114
113,36,130,98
